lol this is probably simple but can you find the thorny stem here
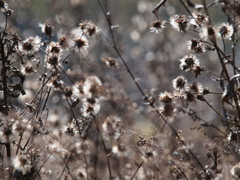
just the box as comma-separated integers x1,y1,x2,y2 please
171,160,190,180
213,41,240,121
201,0,212,23
180,108,227,136
94,127,99,179
35,68,48,120
57,65,75,85
97,120,112,179
97,0,209,176
39,87,52,118
65,96,82,138
83,146,89,180
232,12,237,76
152,0,167,19
0,35,8,115
203,67,221,78
207,0,218,9
130,161,144,180
20,74,53,115
202,40,240,73
32,154,52,180
202,39,240,121
58,153,73,180
202,96,224,119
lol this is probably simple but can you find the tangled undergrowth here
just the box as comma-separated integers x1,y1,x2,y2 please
1,0,240,179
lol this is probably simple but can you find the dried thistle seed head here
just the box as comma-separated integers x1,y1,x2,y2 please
159,103,176,118
83,76,102,98
188,38,198,50
62,125,75,136
75,168,87,179
179,54,199,72
202,87,210,95
46,42,62,55
59,37,72,50
46,55,59,67
150,20,166,33
228,131,239,143
190,11,208,27
158,91,173,103
216,23,233,40
39,20,54,38
18,36,42,55
172,76,189,92
191,65,203,77
200,25,217,43
13,154,32,175
187,38,205,54
74,36,89,52
231,163,240,178
208,26,216,43
170,15,189,32
81,97,101,117
183,91,196,103
48,76,63,89
5,8,13,17
64,86,73,97
0,0,9,13
196,94,205,101
190,82,203,94
72,81,84,98
21,63,37,75
78,20,100,37
102,57,119,68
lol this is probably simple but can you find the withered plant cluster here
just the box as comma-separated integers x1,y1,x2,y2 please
1,0,240,179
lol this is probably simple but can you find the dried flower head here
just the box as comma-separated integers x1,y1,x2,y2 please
102,57,119,69
81,97,101,117
82,76,102,98
59,37,73,50
172,76,189,92
48,141,68,156
64,86,73,97
187,38,205,54
183,91,196,103
179,54,200,72
75,168,87,179
228,130,239,143
170,15,189,32
158,91,173,104
190,12,208,27
39,20,54,38
18,36,42,55
21,61,38,75
191,65,203,77
150,20,166,33
0,0,7,11
74,36,89,52
46,41,62,56
159,103,176,118
231,163,240,178
46,54,59,68
72,81,84,98
207,26,217,43
13,154,32,175
190,82,203,94
48,76,63,89
216,23,233,40
79,20,100,38
200,25,217,43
